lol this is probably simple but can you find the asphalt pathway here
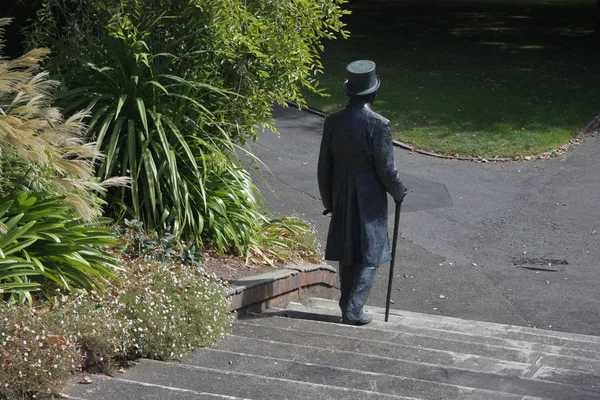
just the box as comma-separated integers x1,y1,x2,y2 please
247,104,600,336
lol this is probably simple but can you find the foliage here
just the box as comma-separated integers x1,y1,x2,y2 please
28,0,349,250
0,1,44,58
0,19,125,305
0,18,124,219
30,0,349,140
0,302,80,400
47,257,229,370
201,165,263,256
0,192,121,306
254,217,322,266
55,9,238,238
1,258,230,398
113,260,230,361
308,0,600,157
116,218,203,268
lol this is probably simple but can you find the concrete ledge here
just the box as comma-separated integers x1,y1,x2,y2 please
226,263,336,313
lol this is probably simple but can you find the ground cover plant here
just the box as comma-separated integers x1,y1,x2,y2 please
0,254,230,399
1,215,320,399
1,216,319,399
308,0,600,157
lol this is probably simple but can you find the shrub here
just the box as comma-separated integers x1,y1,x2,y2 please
0,19,126,304
0,192,122,305
47,292,132,373
1,257,230,398
114,260,230,361
45,256,229,371
0,302,80,399
28,0,349,252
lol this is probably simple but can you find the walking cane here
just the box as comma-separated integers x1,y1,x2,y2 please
385,200,402,322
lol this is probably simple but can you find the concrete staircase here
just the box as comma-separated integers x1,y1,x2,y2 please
67,297,600,399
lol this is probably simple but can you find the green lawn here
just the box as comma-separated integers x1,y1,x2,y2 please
308,0,600,157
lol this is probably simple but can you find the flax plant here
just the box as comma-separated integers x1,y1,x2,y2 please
55,9,251,249
30,0,347,256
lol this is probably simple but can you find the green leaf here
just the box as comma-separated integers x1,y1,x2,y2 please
136,98,149,135
3,238,39,256
0,220,35,248
116,94,128,120
104,115,125,177
128,119,140,219
96,109,118,154
144,80,169,94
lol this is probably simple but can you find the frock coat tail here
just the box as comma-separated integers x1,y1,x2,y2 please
317,104,406,267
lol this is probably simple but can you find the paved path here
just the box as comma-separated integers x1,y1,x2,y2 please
248,104,600,336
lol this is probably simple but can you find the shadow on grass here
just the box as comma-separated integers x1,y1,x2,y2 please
310,0,600,157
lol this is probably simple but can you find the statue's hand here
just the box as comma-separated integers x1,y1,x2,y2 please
395,189,408,204
322,209,332,216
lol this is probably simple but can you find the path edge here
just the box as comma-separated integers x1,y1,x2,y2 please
284,100,599,163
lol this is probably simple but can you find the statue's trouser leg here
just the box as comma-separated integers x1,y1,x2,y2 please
338,264,357,312
341,264,378,321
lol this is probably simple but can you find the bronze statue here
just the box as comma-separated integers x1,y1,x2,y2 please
318,60,407,325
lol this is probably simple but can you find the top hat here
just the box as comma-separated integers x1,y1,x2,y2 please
343,60,380,96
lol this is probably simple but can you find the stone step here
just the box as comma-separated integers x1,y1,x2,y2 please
227,319,600,399
230,321,600,390
185,347,536,400
66,373,249,399
64,297,600,399
239,315,600,378
301,298,600,345
76,358,421,400
231,323,530,375
292,298,600,352
284,298,600,359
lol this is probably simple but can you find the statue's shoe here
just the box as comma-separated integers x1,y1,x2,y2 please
342,313,373,326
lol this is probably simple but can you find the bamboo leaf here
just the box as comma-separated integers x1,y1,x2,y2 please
0,220,35,248
3,238,39,256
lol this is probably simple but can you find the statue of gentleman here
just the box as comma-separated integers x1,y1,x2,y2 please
318,60,407,325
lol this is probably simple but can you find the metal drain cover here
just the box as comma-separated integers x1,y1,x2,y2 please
513,258,568,272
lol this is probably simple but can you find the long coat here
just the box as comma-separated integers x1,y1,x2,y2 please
317,101,406,267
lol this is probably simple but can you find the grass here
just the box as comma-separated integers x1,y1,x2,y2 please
308,0,600,157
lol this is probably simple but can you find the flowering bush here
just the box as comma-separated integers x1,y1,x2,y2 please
0,303,80,398
0,259,230,399
116,261,229,361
